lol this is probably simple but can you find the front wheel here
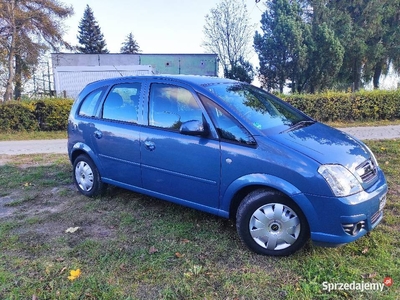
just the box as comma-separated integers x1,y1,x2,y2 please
236,189,309,256
73,154,106,197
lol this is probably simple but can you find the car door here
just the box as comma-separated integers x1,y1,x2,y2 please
140,81,221,211
198,94,259,210
88,81,143,187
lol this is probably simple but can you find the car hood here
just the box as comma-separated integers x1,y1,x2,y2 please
266,122,370,172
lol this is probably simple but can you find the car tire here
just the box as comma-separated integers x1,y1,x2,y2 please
236,189,309,256
73,154,106,197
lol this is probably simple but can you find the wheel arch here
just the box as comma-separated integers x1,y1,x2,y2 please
224,174,321,238
223,173,306,219
229,184,265,221
69,143,101,170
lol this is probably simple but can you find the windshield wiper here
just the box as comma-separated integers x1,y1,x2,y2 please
280,120,316,133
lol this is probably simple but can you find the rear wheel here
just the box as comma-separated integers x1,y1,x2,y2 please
236,189,309,256
73,154,106,197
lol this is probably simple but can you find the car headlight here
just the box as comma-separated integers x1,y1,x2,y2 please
318,164,363,197
365,144,379,167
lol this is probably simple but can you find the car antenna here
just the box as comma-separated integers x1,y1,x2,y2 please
113,65,123,77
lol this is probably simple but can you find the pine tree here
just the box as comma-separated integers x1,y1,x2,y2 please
120,32,141,54
254,0,307,93
76,5,108,54
254,0,344,93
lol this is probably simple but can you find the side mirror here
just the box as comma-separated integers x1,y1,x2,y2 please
179,120,208,136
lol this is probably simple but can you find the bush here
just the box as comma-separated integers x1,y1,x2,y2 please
283,89,400,122
0,98,73,132
0,102,38,132
34,99,73,131
1,90,400,132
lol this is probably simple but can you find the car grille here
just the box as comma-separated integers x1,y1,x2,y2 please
356,159,377,183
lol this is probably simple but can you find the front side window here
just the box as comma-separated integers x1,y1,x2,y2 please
200,94,256,145
102,83,141,123
205,83,310,132
149,83,203,130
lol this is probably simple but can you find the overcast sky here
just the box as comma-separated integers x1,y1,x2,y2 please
61,0,263,61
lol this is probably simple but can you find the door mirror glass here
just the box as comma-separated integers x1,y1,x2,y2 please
179,120,207,136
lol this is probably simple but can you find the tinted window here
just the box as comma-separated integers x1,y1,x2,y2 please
78,88,105,117
200,94,256,145
206,83,309,131
102,83,141,123
149,83,203,130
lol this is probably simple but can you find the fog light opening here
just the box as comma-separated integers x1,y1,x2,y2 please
342,220,366,236
352,222,363,235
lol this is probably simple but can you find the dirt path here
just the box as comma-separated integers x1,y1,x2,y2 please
340,125,400,140
0,139,67,155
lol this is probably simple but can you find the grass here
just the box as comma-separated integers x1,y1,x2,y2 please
0,130,67,141
0,142,399,299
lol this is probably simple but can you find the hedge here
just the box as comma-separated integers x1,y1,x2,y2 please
282,89,400,122
0,98,73,132
1,89,400,132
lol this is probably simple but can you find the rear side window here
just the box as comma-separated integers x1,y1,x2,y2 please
102,83,141,123
78,88,105,117
149,83,203,130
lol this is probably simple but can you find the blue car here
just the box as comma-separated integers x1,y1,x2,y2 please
67,75,387,256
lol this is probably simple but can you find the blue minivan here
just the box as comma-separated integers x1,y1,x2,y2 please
67,75,387,256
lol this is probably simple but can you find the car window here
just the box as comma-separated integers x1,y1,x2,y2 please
78,88,105,117
199,94,256,145
205,83,309,131
102,83,141,123
149,83,203,130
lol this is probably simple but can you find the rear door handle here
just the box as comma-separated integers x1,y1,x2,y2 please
94,130,103,139
144,140,155,151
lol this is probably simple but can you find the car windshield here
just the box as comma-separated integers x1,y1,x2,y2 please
206,83,311,132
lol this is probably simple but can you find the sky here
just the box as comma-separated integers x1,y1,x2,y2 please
60,0,264,66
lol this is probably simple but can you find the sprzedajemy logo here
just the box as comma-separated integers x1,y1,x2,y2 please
322,277,393,293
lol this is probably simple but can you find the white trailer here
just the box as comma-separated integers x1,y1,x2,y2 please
53,65,154,99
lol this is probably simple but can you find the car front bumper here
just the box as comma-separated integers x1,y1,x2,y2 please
296,170,388,247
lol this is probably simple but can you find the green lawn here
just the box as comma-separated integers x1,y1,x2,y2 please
0,140,398,299
0,130,67,141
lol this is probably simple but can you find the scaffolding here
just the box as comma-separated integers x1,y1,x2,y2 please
31,61,55,98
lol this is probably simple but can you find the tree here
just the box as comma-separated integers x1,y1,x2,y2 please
76,5,108,54
120,32,141,54
254,0,308,93
0,0,73,101
225,57,255,83
300,1,344,93
317,0,400,90
202,0,255,81
360,0,400,89
304,23,344,93
254,0,345,93
254,0,400,92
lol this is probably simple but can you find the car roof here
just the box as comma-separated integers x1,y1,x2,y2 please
86,74,238,88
